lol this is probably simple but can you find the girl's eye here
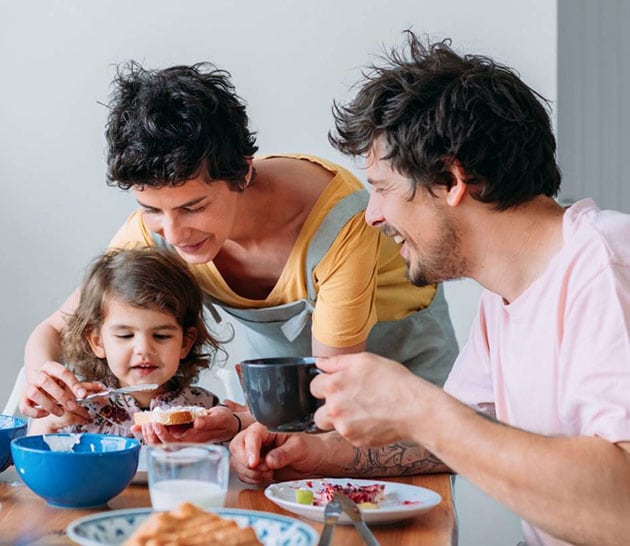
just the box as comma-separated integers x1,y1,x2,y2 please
115,334,133,339
154,334,172,340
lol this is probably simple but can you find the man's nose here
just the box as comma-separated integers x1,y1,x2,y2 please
364,193,385,228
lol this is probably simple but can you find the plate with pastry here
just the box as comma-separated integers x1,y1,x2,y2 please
67,502,318,546
265,478,442,525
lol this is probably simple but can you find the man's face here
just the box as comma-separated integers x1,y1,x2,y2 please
364,140,466,286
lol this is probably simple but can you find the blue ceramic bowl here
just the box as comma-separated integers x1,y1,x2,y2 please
11,433,140,508
0,415,27,472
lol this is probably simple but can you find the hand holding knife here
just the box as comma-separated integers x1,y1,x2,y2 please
333,491,381,546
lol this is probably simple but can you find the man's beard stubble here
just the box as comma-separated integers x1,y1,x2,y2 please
406,220,466,287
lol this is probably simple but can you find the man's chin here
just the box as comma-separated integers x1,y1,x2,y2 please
406,269,432,288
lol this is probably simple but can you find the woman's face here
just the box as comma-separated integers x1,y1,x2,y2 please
134,176,240,264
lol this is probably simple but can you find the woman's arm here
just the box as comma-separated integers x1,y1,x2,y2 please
21,288,88,418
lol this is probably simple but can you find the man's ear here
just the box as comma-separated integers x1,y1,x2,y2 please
445,161,468,208
243,158,254,188
86,329,106,359
180,328,197,359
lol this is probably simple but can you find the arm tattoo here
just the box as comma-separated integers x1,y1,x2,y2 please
473,402,497,422
344,441,451,477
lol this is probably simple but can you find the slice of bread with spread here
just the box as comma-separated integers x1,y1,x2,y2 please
133,406,209,427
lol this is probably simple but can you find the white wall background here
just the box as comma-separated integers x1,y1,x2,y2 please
0,1,559,543
557,0,630,212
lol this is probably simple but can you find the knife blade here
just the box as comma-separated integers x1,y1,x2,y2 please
318,498,341,546
333,491,381,546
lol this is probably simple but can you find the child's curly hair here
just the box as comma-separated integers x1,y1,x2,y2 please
61,247,217,388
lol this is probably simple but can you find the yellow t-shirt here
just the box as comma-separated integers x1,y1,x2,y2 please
109,154,436,348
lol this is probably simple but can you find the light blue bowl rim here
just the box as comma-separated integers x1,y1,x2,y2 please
11,433,140,455
0,415,28,429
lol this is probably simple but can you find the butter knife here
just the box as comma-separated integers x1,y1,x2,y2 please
333,492,380,546
35,383,160,410
76,383,159,402
318,497,341,546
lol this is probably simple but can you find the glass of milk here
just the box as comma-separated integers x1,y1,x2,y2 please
147,443,229,511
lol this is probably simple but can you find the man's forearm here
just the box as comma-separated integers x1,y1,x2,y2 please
346,441,450,477
420,392,630,546
316,433,450,477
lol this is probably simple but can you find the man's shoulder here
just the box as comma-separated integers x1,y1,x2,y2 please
564,199,630,269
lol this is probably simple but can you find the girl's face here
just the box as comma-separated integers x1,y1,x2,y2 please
86,297,195,398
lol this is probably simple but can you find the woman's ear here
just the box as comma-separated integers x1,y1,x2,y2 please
445,161,468,208
86,329,106,359
180,327,197,359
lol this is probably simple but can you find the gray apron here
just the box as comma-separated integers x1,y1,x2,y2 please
155,190,458,386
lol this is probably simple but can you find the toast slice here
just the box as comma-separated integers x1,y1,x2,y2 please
133,405,209,427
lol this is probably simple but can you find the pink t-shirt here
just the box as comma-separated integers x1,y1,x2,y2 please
444,199,630,546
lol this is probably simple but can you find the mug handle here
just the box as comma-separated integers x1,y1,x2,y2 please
306,366,331,434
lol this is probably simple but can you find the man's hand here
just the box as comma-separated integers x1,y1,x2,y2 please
311,352,436,447
20,361,99,419
229,423,329,485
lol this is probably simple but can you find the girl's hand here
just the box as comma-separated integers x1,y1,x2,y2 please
132,406,245,445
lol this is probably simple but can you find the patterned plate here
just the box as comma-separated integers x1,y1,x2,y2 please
67,507,318,546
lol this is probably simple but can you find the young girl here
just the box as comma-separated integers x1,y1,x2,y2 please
29,247,243,443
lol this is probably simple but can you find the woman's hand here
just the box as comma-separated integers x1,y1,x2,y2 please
20,361,101,420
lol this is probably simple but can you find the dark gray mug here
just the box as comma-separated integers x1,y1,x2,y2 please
238,357,323,433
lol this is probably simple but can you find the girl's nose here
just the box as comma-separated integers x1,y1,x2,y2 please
135,337,156,359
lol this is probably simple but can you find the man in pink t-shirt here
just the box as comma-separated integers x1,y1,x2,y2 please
442,198,630,544
299,33,629,545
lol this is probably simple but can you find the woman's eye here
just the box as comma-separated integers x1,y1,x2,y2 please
183,205,207,214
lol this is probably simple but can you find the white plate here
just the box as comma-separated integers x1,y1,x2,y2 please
265,478,442,525
67,507,318,546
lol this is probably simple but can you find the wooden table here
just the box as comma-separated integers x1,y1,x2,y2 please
0,469,456,545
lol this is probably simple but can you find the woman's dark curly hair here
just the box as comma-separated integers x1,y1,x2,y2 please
106,61,258,190
329,32,561,210
62,247,218,389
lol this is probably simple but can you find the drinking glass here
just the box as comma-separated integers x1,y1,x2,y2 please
147,443,229,511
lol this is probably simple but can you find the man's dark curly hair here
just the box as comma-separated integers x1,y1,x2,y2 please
106,61,258,190
62,247,218,389
329,32,561,210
